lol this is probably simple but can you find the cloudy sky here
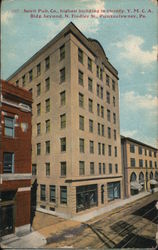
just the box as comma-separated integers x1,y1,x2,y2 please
1,0,158,147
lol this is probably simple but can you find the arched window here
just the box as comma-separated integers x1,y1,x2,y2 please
150,171,153,180
130,172,137,182
139,172,144,183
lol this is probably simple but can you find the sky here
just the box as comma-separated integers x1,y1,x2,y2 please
1,0,158,147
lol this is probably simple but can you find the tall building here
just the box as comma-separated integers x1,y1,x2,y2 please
7,22,122,218
0,80,32,236
121,136,158,198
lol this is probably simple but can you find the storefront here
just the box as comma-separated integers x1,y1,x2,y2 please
76,184,98,212
107,182,121,201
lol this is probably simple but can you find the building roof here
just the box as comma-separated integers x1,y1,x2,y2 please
1,80,32,104
7,22,118,81
121,135,158,151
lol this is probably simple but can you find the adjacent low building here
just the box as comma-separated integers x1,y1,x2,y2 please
121,136,158,198
0,80,32,236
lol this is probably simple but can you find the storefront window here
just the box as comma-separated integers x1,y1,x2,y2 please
107,182,120,201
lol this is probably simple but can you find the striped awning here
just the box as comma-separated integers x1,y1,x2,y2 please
150,179,158,185
130,181,143,191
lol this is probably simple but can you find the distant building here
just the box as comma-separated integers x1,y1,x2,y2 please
7,22,122,218
121,136,158,198
0,80,32,236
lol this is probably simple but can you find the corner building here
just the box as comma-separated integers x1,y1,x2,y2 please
7,22,122,218
121,136,158,198
0,80,32,236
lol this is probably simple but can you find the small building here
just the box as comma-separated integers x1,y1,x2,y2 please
121,136,158,198
0,80,32,236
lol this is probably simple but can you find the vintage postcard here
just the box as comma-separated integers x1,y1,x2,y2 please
1,0,158,249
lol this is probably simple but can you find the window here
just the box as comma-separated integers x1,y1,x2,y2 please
149,161,153,168
37,83,41,96
101,185,104,204
79,138,85,153
46,141,50,154
103,163,106,174
98,123,101,135
29,88,32,93
45,99,50,113
37,143,41,155
145,160,148,168
114,129,117,140
108,127,111,139
113,96,116,107
101,125,104,136
90,141,94,154
22,75,26,86
97,84,100,97
46,162,50,176
149,150,152,157
130,144,135,153
45,56,50,70
139,159,143,168
3,153,14,173
88,78,93,92
40,185,46,201
113,113,116,124
61,137,66,152
61,162,66,176
79,93,84,108
32,164,37,175
4,117,14,137
97,104,100,117
60,44,65,60
60,91,66,106
37,63,41,76
88,57,92,71
98,143,101,155
101,87,103,99
114,146,117,157
99,163,102,174
37,103,41,116
108,145,112,156
45,77,50,91
115,164,118,173
112,80,115,91
106,74,110,86
46,120,50,133
89,99,93,113
138,146,142,155
101,106,104,118
37,123,41,136
97,65,99,78
100,68,103,80
131,158,136,167
102,144,105,155
78,70,83,85
155,162,157,168
106,91,110,104
60,68,65,83
154,151,157,157
107,182,120,201
79,115,84,130
60,186,67,204
107,109,111,122
109,164,112,174
50,185,56,202
16,80,19,87
29,70,33,82
60,114,66,129
89,119,93,133
90,162,94,175
79,161,85,175
78,48,83,63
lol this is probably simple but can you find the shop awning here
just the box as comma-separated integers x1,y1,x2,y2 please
150,179,158,185
130,181,142,191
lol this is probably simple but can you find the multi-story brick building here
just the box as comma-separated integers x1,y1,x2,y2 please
121,136,158,198
0,80,32,236
7,22,122,218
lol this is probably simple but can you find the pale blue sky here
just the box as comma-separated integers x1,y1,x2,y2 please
1,0,158,147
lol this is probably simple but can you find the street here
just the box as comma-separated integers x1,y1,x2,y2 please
45,192,158,249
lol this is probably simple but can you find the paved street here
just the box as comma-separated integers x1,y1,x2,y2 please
44,192,158,249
